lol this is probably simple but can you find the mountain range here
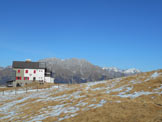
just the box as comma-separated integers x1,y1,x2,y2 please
39,58,141,83
0,58,141,85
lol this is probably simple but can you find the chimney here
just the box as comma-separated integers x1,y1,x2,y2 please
25,59,31,62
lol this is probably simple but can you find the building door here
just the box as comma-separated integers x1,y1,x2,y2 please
33,77,36,81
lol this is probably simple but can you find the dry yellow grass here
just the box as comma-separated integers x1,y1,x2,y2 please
91,83,107,89
0,87,13,92
60,70,162,122
62,101,162,122
0,82,56,92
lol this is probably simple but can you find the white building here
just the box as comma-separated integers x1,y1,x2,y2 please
12,60,54,86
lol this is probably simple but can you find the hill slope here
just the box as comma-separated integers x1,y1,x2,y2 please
0,69,162,122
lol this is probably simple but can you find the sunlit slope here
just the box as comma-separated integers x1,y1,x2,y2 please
0,70,162,122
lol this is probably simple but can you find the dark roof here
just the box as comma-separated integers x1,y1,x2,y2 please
12,61,46,69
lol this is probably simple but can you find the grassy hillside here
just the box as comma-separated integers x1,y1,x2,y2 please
0,69,162,122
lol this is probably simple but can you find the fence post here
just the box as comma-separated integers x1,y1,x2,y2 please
15,87,16,95
26,86,27,93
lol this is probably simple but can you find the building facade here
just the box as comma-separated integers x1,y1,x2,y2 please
12,60,54,87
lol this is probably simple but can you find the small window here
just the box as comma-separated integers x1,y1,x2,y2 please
25,70,28,73
24,77,29,80
18,70,20,73
16,77,21,80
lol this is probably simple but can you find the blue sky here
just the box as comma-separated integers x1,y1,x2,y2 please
0,0,162,71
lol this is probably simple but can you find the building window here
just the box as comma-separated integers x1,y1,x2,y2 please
18,70,20,73
16,77,21,80
34,70,36,74
25,70,28,73
24,77,29,80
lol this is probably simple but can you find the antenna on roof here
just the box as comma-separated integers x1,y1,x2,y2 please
25,59,31,62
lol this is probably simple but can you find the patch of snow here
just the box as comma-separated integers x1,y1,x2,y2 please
117,91,162,98
76,101,88,107
88,99,107,109
106,85,127,94
64,106,80,114
35,90,83,103
119,87,133,95
58,113,78,121
88,104,96,108
74,95,86,99
130,80,142,84
0,95,36,120
112,86,125,92
0,88,56,120
84,80,107,91
151,72,160,78
144,78,150,82
153,85,162,91
91,87,106,91
29,103,80,122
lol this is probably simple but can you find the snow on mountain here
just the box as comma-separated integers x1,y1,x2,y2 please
102,67,122,72
103,67,141,75
124,68,141,75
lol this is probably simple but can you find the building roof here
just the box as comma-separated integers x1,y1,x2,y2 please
12,61,46,69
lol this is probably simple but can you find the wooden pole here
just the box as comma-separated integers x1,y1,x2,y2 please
37,85,38,92
15,87,16,95
72,75,73,84
26,86,27,93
